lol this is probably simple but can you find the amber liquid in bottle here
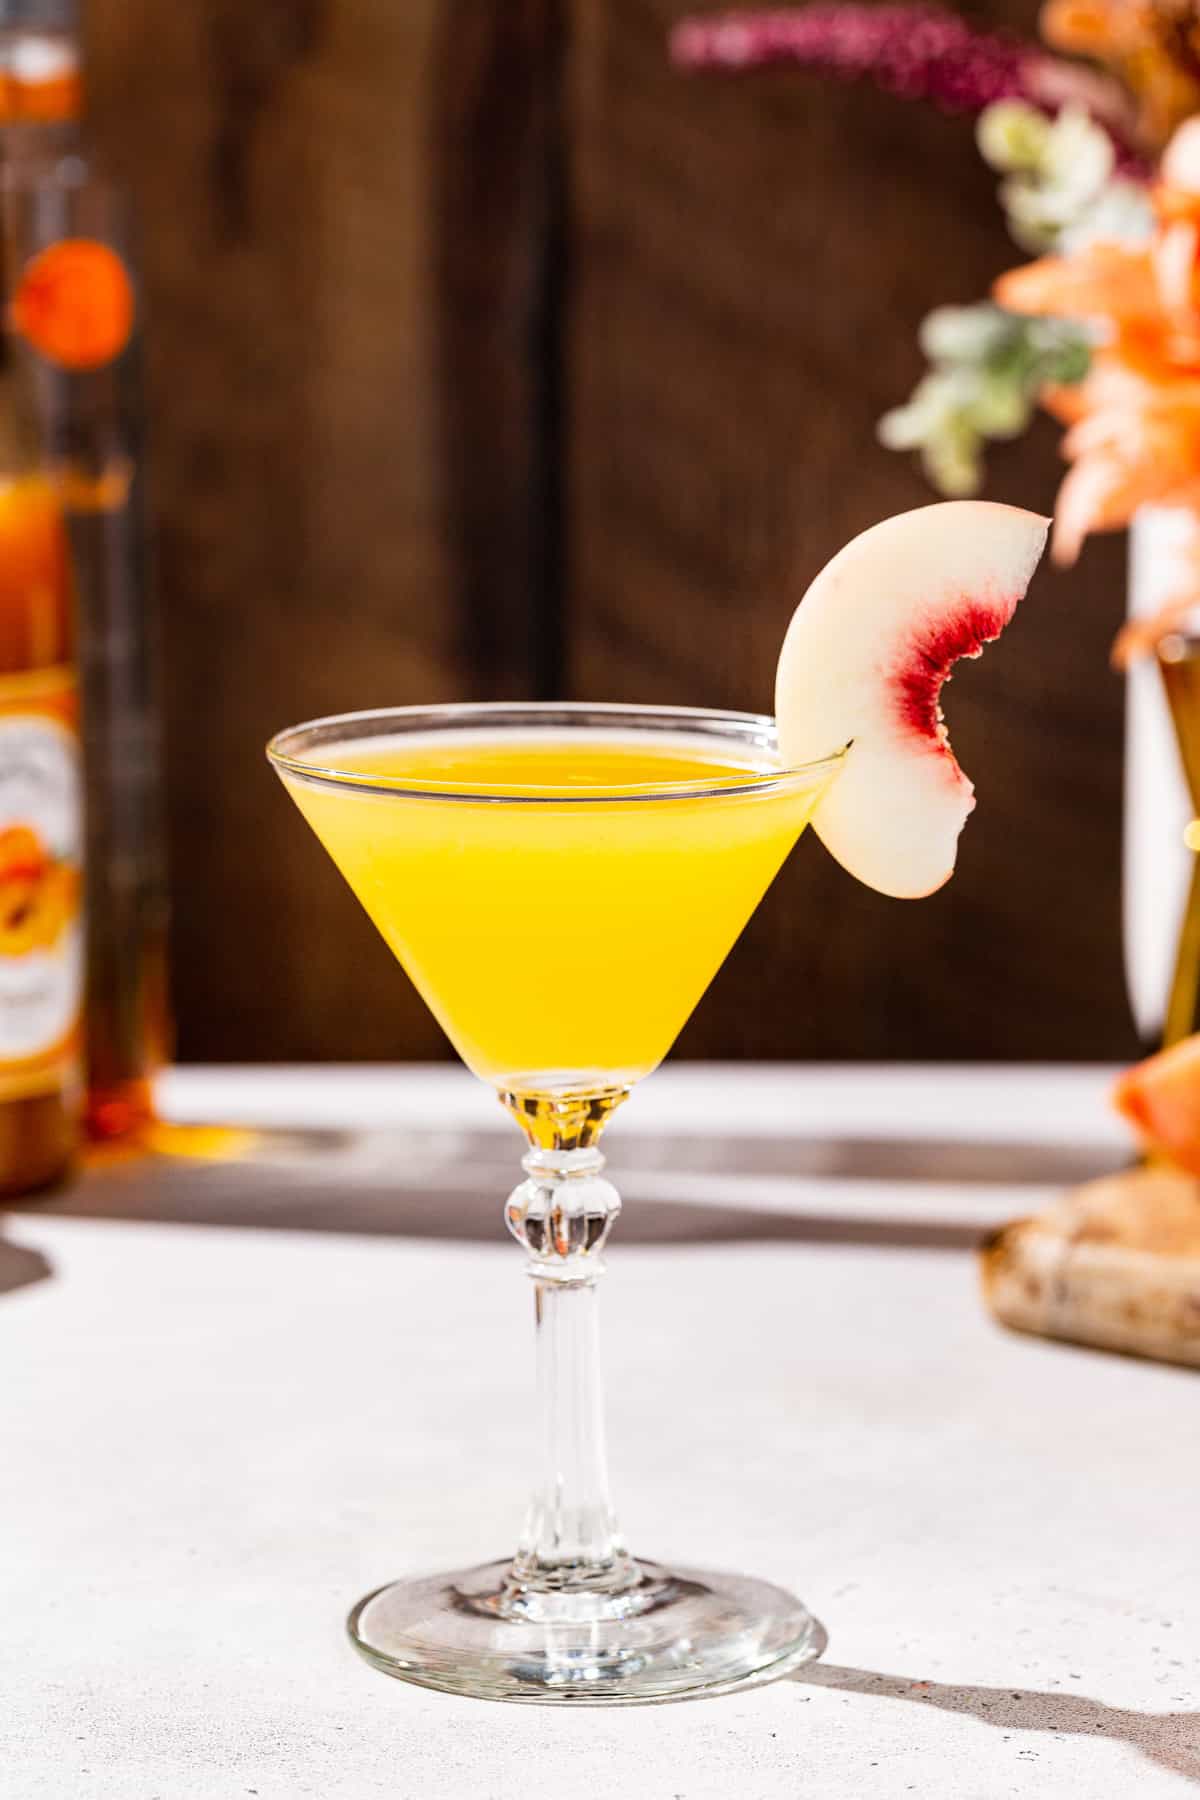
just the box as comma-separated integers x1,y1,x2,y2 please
0,364,80,1193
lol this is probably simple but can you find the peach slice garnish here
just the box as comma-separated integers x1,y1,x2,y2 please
775,503,1049,898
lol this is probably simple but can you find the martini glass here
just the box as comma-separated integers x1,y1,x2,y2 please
267,702,843,1704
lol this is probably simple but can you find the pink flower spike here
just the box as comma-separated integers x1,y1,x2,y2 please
671,5,1030,107
668,5,1144,165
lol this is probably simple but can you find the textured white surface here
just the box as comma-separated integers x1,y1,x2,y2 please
5,1114,1199,1799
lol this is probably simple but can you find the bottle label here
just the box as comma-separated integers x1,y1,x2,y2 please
0,664,82,1097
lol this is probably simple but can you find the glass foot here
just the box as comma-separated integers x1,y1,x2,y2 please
347,1558,826,1704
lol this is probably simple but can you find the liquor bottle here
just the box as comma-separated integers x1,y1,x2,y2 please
0,299,80,1193
0,0,168,1160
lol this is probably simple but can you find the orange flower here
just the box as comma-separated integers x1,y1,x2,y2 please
995,241,1162,328
1041,0,1200,148
996,117,1200,598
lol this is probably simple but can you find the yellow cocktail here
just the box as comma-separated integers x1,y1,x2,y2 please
268,702,842,1705
281,728,829,1092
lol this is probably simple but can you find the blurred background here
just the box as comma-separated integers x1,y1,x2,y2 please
82,0,1137,1066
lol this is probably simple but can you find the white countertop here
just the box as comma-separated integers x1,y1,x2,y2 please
4,1064,1197,1798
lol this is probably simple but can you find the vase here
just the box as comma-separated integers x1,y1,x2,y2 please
1124,506,1200,1046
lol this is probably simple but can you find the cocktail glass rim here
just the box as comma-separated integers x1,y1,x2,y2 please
266,699,847,801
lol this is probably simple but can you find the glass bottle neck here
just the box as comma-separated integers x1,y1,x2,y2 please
0,334,46,474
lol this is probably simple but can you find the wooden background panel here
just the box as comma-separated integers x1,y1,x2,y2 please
71,0,1140,1063
83,0,552,1060
566,0,1138,1059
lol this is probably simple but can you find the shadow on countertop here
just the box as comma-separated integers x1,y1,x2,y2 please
796,1662,1200,1787
6,1120,1126,1253
0,1225,52,1297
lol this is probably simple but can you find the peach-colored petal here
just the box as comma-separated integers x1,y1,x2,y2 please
1152,218,1200,315
1040,0,1136,55
1099,331,1184,382
1162,117,1200,193
1060,406,1200,474
996,246,1160,325
1040,381,1092,425
1164,326,1200,363
1153,183,1200,223
1058,345,1200,413
1051,452,1176,562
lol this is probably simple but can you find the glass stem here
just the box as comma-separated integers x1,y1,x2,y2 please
517,1220,623,1582
501,1091,638,1597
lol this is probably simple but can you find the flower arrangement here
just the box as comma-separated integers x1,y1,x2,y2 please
671,2,1200,654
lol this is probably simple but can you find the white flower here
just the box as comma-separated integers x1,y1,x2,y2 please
977,101,1150,253
1058,177,1154,251
879,367,994,496
976,101,1052,173
1039,105,1115,204
878,304,1091,496
919,304,1014,363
